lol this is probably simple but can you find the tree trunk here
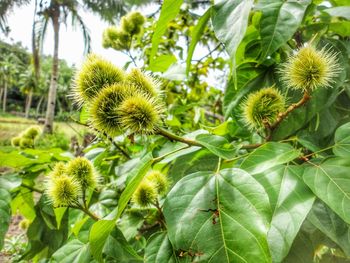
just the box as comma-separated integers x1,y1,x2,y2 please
0,87,3,106
44,6,60,133
2,82,7,112
25,88,33,118
36,95,44,117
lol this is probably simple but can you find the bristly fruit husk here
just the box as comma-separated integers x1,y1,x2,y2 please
145,170,169,196
121,11,145,36
118,91,164,134
11,136,21,147
90,83,132,136
66,157,98,190
22,125,42,139
280,45,341,91
46,175,81,207
72,54,125,107
242,87,286,130
49,162,67,178
19,137,34,149
125,68,160,97
132,181,157,207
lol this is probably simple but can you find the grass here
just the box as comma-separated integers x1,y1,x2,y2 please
0,113,88,146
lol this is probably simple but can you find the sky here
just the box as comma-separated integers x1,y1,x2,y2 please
1,2,159,68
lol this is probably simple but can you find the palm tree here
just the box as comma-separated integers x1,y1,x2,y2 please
0,0,30,34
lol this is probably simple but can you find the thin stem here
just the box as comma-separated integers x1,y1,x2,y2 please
156,127,202,147
71,204,100,221
153,145,190,163
302,145,334,159
21,183,44,194
216,158,222,173
100,130,131,160
240,143,262,150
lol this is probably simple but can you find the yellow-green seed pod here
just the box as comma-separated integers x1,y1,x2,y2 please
23,125,41,139
118,92,163,134
11,136,21,147
90,83,132,136
121,12,145,36
72,54,125,107
145,170,169,196
19,137,34,149
280,45,340,91
242,87,286,130
46,175,81,207
19,219,30,230
49,162,67,179
125,69,159,97
66,157,98,190
132,181,157,207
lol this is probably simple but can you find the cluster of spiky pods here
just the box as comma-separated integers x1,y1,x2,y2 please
241,44,340,133
132,170,170,208
46,157,99,208
102,11,145,51
11,126,41,149
72,54,164,137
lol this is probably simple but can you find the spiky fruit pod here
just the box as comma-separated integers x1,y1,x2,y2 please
23,125,41,139
11,136,21,147
145,170,169,196
46,175,81,207
118,92,164,134
72,54,125,107
19,137,34,149
242,87,286,130
66,157,98,190
121,11,145,36
102,26,118,48
49,162,66,179
102,26,130,50
90,83,132,136
132,181,157,207
280,45,340,92
125,69,160,97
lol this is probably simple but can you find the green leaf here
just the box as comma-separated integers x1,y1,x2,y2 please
329,21,350,37
89,220,115,262
333,122,350,157
163,169,271,262
257,0,311,59
144,232,177,263
51,239,93,263
255,165,315,262
148,54,177,73
308,200,350,257
212,0,253,66
103,227,142,261
150,0,183,62
303,158,350,224
240,142,300,174
117,153,153,218
186,7,211,75
324,6,350,20
195,134,236,159
80,105,89,124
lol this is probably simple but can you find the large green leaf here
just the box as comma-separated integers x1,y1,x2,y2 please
195,134,236,159
303,158,350,224
186,7,211,75
148,54,177,73
117,153,153,218
163,169,271,262
255,165,315,262
0,174,21,250
89,220,115,262
212,0,253,66
150,0,183,62
323,6,350,19
308,200,350,257
257,0,311,59
240,142,300,174
333,122,350,157
144,232,177,263
51,239,94,263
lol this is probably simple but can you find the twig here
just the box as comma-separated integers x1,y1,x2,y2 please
101,130,131,160
156,127,202,147
21,183,44,194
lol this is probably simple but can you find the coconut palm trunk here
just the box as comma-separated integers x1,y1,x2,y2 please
25,88,33,118
44,5,60,133
2,81,7,112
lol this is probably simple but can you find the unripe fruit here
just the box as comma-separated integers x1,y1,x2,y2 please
19,137,34,149
66,157,98,190
121,11,145,36
23,126,41,139
280,45,340,91
46,175,81,207
132,181,157,207
242,87,286,130
125,69,159,97
118,92,163,134
90,83,131,136
145,170,169,196
11,136,21,147
49,162,66,179
72,54,125,106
